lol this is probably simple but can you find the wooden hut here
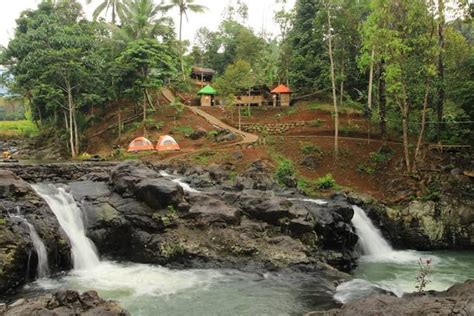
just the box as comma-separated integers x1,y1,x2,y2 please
197,85,217,107
234,85,271,107
271,84,292,107
191,67,216,85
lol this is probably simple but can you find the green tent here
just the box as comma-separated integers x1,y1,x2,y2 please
197,85,217,95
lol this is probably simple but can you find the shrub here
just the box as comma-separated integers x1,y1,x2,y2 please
309,119,323,128
154,121,165,130
300,143,322,155
339,124,360,134
369,151,392,164
357,163,375,175
275,159,296,187
415,258,432,294
316,173,336,189
173,125,194,136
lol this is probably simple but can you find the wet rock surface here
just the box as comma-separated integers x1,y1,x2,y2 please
311,279,474,316
0,170,71,296
0,160,360,289
4,290,129,316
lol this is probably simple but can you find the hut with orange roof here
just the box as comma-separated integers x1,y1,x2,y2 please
271,84,292,107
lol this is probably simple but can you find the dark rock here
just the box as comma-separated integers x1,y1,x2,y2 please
0,172,71,295
188,128,207,140
232,151,243,160
311,280,474,316
0,170,30,198
215,129,236,143
110,161,184,210
5,290,129,315
186,194,241,226
242,197,293,225
288,218,314,236
135,178,184,210
301,155,320,170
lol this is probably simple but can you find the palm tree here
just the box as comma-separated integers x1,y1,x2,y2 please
86,0,127,24
159,0,207,76
119,0,170,40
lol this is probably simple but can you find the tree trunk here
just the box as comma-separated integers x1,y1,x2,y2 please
436,0,445,142
378,61,387,141
143,90,147,136
414,79,430,168
368,47,375,111
400,84,411,172
327,6,339,158
73,108,79,155
179,10,185,80
66,80,76,158
112,2,116,25
118,105,122,138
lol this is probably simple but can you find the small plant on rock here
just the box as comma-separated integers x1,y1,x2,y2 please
275,159,297,187
316,173,336,189
415,258,432,294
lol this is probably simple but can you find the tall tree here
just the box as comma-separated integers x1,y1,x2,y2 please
323,0,339,157
85,0,126,24
118,39,176,134
118,0,172,41
436,0,446,142
2,0,107,157
159,0,207,77
361,0,436,171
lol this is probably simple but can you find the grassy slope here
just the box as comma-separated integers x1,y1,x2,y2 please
0,120,39,139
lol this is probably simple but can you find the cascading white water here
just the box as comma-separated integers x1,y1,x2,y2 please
10,209,50,278
351,205,393,255
25,222,50,278
32,184,100,270
159,170,200,193
351,205,425,263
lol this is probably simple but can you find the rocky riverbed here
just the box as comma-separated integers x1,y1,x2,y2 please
0,159,473,314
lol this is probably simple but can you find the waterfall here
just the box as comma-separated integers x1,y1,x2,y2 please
9,209,49,278
351,205,393,255
25,222,50,278
32,184,100,270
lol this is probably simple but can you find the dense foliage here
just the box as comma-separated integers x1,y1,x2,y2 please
0,0,472,163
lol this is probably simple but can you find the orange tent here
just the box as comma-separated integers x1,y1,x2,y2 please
127,137,155,152
156,135,180,152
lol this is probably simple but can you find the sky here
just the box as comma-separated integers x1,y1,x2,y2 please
0,0,296,48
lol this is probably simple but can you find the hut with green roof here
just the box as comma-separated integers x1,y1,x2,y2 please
197,85,217,107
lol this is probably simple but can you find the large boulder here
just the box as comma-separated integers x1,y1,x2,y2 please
110,160,184,210
243,197,293,225
4,290,129,316
186,194,241,226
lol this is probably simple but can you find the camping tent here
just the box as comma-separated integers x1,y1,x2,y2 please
127,137,155,152
156,135,180,152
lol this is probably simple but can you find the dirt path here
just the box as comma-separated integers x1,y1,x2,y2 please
187,106,259,145
158,88,258,162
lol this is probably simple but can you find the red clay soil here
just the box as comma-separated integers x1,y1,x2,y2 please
198,103,390,140
272,136,404,200
84,105,236,158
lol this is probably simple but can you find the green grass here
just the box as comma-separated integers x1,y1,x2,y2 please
0,120,39,138
307,102,363,115
172,125,194,136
